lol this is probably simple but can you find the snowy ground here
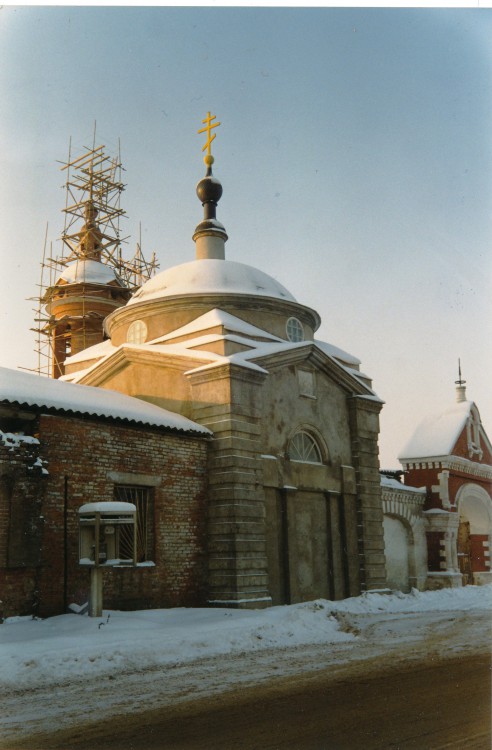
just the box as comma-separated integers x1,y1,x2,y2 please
1,585,491,746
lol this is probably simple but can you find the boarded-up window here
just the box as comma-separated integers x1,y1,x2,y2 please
2,476,42,568
298,370,316,398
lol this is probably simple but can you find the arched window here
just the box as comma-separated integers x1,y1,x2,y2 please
288,431,323,464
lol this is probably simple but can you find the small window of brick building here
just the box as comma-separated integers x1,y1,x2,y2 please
114,485,154,563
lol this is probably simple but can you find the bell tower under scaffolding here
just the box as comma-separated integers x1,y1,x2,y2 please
32,141,159,379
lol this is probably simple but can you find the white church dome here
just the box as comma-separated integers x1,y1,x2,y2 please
58,259,123,286
128,259,297,306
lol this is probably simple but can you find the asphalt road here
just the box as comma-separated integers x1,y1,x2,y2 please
13,651,491,750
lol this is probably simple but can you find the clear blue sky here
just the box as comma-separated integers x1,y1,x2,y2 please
0,6,491,468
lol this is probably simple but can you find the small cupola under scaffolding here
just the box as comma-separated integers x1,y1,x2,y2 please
36,141,159,379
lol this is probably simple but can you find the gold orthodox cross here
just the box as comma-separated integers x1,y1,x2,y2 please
198,112,220,165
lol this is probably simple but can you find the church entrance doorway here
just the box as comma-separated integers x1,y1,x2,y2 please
265,489,352,605
456,483,492,585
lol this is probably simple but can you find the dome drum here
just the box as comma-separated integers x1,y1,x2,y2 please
104,259,320,346
105,289,319,348
45,294,126,320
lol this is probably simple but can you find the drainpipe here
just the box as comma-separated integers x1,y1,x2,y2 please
63,476,69,612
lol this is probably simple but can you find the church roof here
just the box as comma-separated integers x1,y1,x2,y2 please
63,309,379,400
127,259,297,306
398,400,473,461
0,367,210,436
149,309,284,345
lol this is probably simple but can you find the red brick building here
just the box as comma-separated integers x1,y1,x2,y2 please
0,368,210,618
398,380,492,589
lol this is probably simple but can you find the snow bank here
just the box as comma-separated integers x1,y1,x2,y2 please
1,586,490,693
329,583,492,614
0,602,352,691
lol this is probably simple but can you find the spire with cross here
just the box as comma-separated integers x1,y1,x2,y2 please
455,359,467,403
193,112,228,260
198,111,221,167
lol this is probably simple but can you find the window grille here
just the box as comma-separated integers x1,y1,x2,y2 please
114,485,154,562
288,431,322,464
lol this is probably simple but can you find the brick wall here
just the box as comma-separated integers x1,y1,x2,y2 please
426,531,445,572
0,434,46,618
1,414,209,618
470,534,490,573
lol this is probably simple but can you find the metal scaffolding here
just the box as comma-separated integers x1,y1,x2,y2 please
30,140,159,377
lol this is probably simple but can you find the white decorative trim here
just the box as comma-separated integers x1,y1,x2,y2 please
432,470,450,509
107,471,162,486
381,487,426,527
401,455,492,481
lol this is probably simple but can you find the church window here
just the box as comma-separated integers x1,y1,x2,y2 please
288,431,322,464
286,317,304,343
127,319,148,345
113,485,154,562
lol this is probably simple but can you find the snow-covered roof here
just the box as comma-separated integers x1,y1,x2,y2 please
128,259,297,305
57,259,123,286
65,338,117,366
0,367,210,436
380,475,426,493
65,308,378,399
398,400,472,461
314,340,361,368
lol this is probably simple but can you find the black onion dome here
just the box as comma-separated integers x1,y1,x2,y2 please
196,171,223,205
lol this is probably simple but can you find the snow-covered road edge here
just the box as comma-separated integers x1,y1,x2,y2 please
1,584,491,693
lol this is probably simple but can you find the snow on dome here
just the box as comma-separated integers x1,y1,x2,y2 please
398,400,473,461
0,367,210,436
128,259,297,306
58,259,122,286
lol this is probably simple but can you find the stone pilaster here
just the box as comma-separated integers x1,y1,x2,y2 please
424,509,462,589
347,395,387,591
188,364,270,608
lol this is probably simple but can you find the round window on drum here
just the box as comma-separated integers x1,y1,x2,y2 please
286,317,304,343
127,319,148,345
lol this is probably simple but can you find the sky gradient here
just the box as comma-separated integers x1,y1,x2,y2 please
0,6,490,468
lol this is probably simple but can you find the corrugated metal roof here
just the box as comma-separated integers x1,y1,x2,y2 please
0,367,210,436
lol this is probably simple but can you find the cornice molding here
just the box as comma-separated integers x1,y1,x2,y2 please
254,343,378,400
105,292,321,337
77,345,211,387
186,362,267,386
401,454,492,480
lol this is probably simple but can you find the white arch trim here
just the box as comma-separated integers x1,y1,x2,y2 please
456,483,492,535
